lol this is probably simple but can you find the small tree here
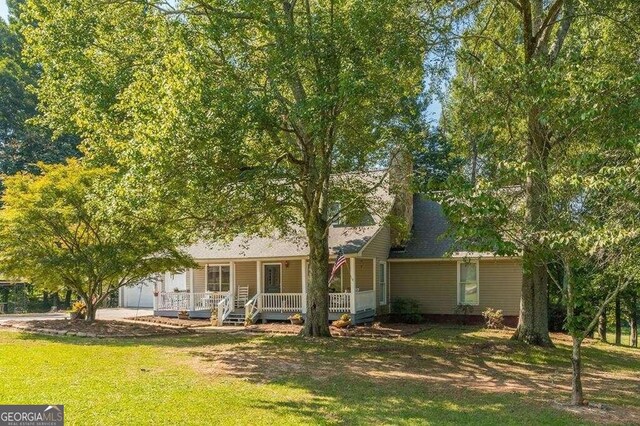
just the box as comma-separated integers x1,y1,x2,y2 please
0,160,193,320
546,159,640,406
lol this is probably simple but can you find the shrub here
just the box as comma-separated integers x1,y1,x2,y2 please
71,301,86,314
482,307,505,329
390,297,424,323
454,304,474,325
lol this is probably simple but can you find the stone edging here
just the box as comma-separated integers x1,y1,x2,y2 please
0,322,192,338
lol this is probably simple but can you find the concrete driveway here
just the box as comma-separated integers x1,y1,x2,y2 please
0,307,153,323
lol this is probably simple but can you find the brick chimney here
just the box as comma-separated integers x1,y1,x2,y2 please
389,147,414,248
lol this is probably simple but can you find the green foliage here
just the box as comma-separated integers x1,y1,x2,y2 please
390,297,423,323
454,303,473,317
0,7,78,179
21,0,426,235
413,127,464,191
21,0,428,333
437,1,640,265
0,160,194,317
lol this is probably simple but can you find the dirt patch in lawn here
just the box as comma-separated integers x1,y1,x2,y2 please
128,315,212,328
245,322,429,337
1,319,192,338
179,327,640,424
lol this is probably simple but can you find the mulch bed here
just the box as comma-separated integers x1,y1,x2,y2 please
127,315,212,328
0,319,192,338
245,322,429,337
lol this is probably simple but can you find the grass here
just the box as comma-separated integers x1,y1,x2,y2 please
0,326,639,425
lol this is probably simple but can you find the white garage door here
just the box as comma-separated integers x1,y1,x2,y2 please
122,281,155,308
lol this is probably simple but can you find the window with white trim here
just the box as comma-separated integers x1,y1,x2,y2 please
458,261,479,305
206,265,230,292
377,262,387,305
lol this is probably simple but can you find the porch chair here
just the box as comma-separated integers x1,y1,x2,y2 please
236,286,249,308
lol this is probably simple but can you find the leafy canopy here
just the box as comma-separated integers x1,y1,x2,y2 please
21,0,427,241
0,160,193,311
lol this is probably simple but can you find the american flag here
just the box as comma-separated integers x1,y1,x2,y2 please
329,250,347,282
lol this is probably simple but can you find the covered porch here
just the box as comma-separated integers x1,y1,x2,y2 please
154,257,385,325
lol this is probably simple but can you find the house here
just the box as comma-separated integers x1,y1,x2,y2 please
135,164,522,326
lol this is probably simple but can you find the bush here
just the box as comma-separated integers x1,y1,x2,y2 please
482,307,504,329
454,304,474,325
390,297,424,323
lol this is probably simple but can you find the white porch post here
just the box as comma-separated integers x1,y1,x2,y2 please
301,258,308,314
256,261,262,311
372,258,377,309
230,261,236,307
350,257,356,316
152,274,159,311
189,268,195,311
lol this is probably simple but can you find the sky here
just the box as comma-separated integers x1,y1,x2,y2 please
0,0,7,22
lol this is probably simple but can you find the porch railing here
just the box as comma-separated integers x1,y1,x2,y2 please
157,291,228,311
260,293,303,312
329,293,350,312
194,292,227,311
354,290,375,312
158,292,190,310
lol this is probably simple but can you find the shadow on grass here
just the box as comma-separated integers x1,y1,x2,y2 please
10,325,640,424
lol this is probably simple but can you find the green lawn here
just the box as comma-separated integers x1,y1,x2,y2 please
1,326,638,425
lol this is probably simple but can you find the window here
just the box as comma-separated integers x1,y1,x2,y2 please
206,265,230,292
458,261,479,305
377,262,387,305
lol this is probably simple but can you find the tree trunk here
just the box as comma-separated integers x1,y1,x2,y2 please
303,215,331,337
598,308,607,343
571,336,585,406
630,295,638,348
513,257,552,346
85,302,98,322
615,295,621,345
64,289,72,309
512,107,552,347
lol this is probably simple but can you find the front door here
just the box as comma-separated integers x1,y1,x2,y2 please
264,264,281,293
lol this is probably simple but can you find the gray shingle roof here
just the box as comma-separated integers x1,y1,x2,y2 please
184,170,394,260
389,195,455,259
185,225,380,259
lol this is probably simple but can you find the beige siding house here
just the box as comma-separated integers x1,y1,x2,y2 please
150,179,522,325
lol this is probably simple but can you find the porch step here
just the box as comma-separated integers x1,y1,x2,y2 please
222,312,245,326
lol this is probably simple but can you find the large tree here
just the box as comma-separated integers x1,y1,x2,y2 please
0,3,78,178
21,0,427,335
435,0,639,345
0,160,193,320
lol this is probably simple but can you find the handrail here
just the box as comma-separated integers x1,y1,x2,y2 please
244,293,260,324
216,292,233,326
